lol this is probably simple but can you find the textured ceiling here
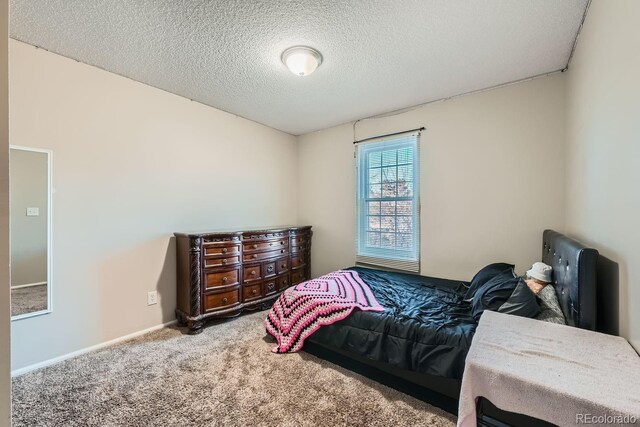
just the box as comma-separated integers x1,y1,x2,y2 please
10,0,589,135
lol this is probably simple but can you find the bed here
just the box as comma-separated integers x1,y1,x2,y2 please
305,267,475,379
301,230,600,426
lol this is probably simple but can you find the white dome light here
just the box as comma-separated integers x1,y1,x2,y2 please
281,46,323,77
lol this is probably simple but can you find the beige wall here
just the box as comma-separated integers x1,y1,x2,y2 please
9,39,298,370
0,0,11,424
10,148,48,286
298,74,567,281
565,0,640,350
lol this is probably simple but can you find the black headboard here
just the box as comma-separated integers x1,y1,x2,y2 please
542,230,598,330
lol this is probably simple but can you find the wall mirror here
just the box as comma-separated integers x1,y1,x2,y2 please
10,146,52,320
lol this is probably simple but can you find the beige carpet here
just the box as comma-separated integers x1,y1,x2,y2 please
11,284,47,317
12,310,456,427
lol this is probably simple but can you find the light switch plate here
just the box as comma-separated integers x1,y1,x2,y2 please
26,207,39,216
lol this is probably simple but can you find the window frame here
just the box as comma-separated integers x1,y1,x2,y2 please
355,133,420,271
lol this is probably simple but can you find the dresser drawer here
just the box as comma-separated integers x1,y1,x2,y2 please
243,238,288,254
290,244,308,253
291,254,305,269
291,234,309,246
203,255,240,268
203,244,240,257
243,283,263,301
203,289,240,312
204,268,240,289
276,257,289,275
243,248,288,262
277,274,290,291
291,270,307,285
243,265,262,282
264,280,277,296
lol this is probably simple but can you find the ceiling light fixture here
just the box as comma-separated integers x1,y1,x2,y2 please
281,46,323,77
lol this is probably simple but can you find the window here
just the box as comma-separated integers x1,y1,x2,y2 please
356,133,420,272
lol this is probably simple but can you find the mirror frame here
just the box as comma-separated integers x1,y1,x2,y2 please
10,145,53,321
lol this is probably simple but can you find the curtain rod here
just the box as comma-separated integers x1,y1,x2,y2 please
353,127,425,145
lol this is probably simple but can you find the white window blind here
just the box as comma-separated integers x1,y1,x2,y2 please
356,132,420,273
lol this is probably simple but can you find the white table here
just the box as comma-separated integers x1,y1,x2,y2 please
458,311,640,427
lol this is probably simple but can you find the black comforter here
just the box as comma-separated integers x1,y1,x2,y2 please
306,266,476,379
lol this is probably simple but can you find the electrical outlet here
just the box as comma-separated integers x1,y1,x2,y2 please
147,291,158,306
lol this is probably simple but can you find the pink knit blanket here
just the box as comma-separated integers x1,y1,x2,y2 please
265,270,384,353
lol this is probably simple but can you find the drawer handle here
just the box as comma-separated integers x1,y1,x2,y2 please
222,248,228,253
269,243,274,246
222,259,227,264
268,283,275,290
281,264,287,269
222,297,228,304
252,289,257,295
252,244,258,249
281,241,285,245
267,266,274,273
283,279,287,285
280,250,285,253
252,254,258,259
222,277,228,282
251,271,257,276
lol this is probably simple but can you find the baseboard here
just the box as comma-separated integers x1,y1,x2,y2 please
11,282,47,289
11,319,178,377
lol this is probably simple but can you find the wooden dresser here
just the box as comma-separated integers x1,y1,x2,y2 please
174,226,312,334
